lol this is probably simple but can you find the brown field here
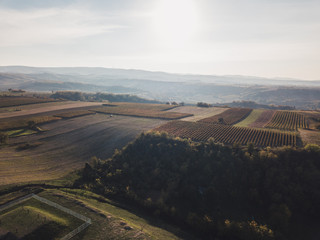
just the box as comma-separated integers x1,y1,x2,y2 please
54,110,95,119
299,129,320,145
265,111,308,131
0,114,165,186
92,103,192,120
167,106,228,122
0,115,61,130
0,96,57,108
0,101,103,119
198,108,252,125
154,120,298,147
249,110,275,128
298,111,320,130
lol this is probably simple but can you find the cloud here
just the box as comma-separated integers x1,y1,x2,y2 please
0,7,123,47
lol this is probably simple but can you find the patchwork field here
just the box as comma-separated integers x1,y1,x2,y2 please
248,110,275,128
0,114,165,185
198,108,252,125
235,109,265,127
167,106,228,122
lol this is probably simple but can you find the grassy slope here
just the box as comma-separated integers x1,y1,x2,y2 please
0,197,82,239
234,109,264,127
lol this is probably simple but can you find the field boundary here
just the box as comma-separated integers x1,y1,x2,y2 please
0,193,91,240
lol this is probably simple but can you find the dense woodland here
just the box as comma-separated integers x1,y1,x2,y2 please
75,132,320,240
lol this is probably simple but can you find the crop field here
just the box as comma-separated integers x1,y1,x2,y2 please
108,102,178,111
248,110,275,128
235,109,265,127
0,197,83,240
198,108,252,125
153,120,297,147
0,114,165,186
54,110,95,119
0,96,57,108
92,103,192,120
0,115,61,130
0,101,102,119
167,106,228,122
265,111,309,131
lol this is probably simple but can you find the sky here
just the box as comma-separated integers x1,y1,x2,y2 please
0,0,319,80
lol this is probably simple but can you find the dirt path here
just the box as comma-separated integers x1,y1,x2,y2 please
0,102,103,119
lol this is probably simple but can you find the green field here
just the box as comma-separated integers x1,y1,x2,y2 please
0,197,83,240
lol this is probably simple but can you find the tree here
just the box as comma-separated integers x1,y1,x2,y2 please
0,132,8,145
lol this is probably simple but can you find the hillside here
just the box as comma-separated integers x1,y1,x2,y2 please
1,67,320,109
75,132,320,240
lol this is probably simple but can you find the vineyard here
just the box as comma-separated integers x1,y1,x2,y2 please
198,108,252,125
265,111,308,131
92,103,192,120
153,120,298,147
248,110,275,128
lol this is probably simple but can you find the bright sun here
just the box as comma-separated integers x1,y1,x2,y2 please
153,0,199,47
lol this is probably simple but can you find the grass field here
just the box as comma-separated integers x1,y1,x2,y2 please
0,197,83,239
0,114,165,186
234,109,265,127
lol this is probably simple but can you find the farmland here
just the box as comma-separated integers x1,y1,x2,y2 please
234,109,265,127
265,111,308,131
0,114,165,186
0,115,61,131
248,110,275,128
198,108,252,125
92,103,192,120
0,96,57,108
153,120,298,147
167,106,228,122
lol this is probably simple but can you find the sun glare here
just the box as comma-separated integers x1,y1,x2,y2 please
153,0,199,47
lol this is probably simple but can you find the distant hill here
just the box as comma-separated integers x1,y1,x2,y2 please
1,66,320,110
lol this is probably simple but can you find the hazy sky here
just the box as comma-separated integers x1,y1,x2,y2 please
0,0,319,80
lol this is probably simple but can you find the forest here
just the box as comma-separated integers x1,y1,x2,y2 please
75,132,320,240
